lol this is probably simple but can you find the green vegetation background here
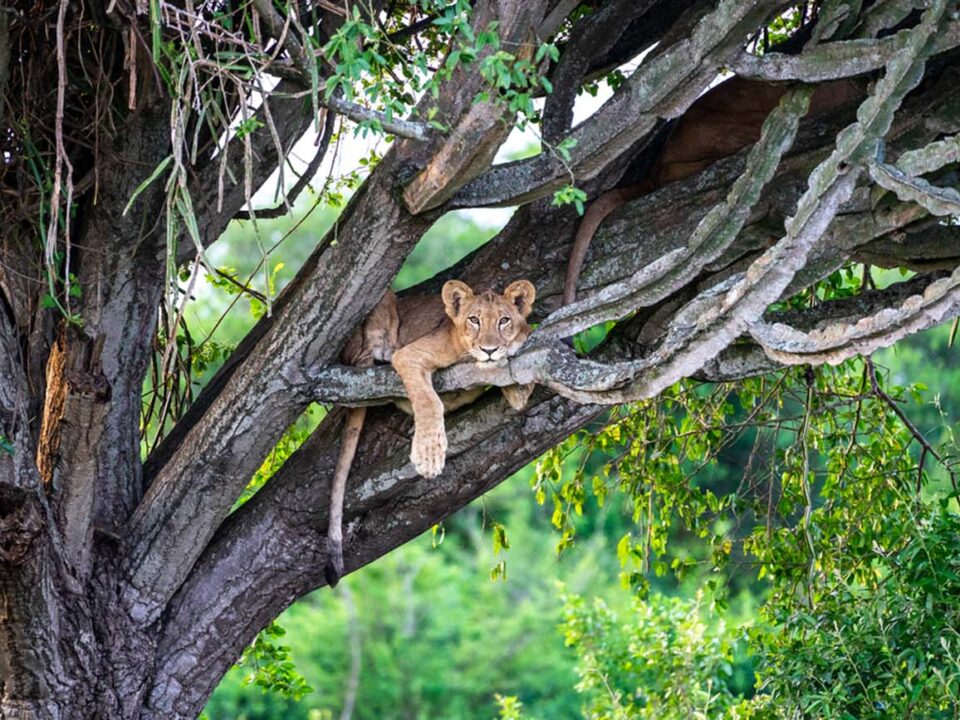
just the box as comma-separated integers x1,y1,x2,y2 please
186,201,957,720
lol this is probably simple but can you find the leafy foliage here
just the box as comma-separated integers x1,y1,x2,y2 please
753,505,960,718
535,293,960,717
321,2,558,135
560,591,757,719
238,622,314,701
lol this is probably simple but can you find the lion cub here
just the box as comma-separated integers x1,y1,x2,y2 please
326,279,536,584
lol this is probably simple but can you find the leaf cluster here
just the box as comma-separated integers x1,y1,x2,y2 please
237,621,315,702
558,590,757,719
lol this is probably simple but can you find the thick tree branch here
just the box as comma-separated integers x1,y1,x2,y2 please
401,98,519,213
148,390,603,718
856,0,920,39
729,20,960,81
575,0,700,90
896,133,960,177
447,0,786,209
0,540,74,716
0,311,32,493
856,222,960,271
868,160,960,217
0,310,71,718
694,272,960,381
750,268,960,365
124,0,553,626
34,101,172,578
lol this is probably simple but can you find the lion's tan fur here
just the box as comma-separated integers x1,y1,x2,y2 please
325,280,536,585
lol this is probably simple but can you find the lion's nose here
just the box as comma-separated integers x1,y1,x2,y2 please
480,347,497,358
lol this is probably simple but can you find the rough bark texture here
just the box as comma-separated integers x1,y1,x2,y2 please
1,0,960,717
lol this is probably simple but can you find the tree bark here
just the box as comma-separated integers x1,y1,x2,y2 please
1,1,959,717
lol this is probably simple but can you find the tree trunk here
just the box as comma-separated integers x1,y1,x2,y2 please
2,0,960,717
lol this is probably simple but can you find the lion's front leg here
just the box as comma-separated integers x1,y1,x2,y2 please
368,289,399,363
392,340,455,478
409,402,447,478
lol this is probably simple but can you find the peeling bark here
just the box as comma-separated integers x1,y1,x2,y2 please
730,20,960,81
448,0,786,208
1,1,960,717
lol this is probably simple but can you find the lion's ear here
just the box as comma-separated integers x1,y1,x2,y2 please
442,280,474,319
503,280,535,318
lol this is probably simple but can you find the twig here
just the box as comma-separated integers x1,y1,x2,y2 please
866,358,959,504
213,270,267,302
233,106,337,220
250,0,431,140
46,0,76,317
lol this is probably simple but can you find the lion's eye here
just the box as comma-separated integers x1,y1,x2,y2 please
498,316,511,327
468,316,480,326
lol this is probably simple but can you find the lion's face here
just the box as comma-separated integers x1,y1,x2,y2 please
441,280,536,366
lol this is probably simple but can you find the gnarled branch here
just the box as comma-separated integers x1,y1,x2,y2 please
447,0,784,209
124,0,554,626
729,20,960,81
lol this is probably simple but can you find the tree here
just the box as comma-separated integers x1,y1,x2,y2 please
1,0,960,717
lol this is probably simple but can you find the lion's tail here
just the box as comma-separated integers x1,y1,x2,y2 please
325,406,367,587
563,183,651,307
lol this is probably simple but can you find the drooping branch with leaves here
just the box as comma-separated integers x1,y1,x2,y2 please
1,0,960,717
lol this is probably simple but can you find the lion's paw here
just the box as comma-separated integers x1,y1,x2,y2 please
502,383,534,411
410,423,447,478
